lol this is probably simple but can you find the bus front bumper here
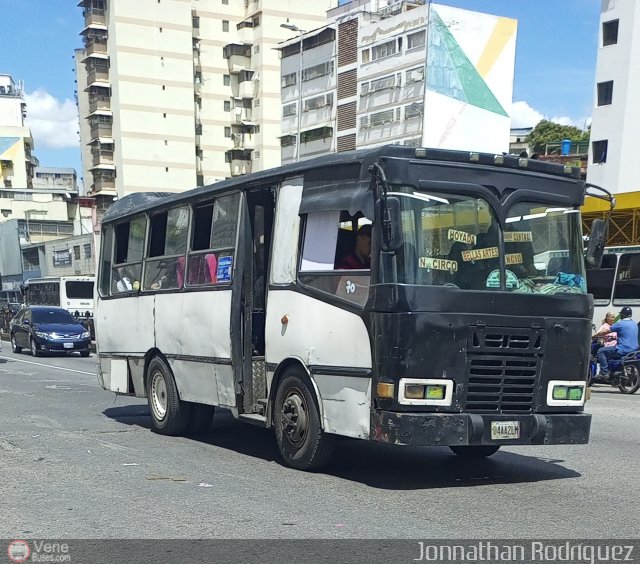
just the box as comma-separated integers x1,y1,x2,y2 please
370,411,591,446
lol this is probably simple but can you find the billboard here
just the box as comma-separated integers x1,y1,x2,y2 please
423,4,517,154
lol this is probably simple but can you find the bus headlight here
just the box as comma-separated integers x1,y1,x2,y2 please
547,381,586,406
398,378,453,406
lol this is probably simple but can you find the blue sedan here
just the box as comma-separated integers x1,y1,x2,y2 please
10,306,91,357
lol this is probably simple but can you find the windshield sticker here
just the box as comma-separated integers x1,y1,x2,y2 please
447,229,477,245
217,256,233,282
486,269,520,289
504,231,533,243
418,257,458,272
462,247,499,262
505,253,523,265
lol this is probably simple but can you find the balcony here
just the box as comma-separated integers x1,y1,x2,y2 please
223,43,252,73
83,8,106,27
92,174,116,194
233,106,253,124
91,150,114,167
238,80,254,99
231,132,255,150
85,38,107,57
89,95,110,113
87,68,110,85
90,124,113,139
226,149,252,177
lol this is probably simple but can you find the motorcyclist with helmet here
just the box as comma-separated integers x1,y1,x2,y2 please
595,306,639,378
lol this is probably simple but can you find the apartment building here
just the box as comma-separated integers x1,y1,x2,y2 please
279,0,517,164
32,167,78,191
76,0,333,214
585,0,640,245
0,74,37,189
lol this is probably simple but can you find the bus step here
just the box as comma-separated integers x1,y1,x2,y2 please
238,413,268,427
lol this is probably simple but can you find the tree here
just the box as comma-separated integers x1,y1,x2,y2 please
526,120,590,154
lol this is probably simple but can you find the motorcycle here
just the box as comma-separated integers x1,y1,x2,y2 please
589,340,640,394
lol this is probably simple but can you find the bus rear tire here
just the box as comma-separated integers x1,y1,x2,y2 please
146,357,190,436
449,445,500,459
274,369,334,471
187,403,215,435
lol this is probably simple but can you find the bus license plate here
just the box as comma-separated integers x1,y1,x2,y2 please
491,421,520,440
63,343,74,349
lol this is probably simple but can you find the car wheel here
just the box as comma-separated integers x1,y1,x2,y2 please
30,338,42,358
146,356,190,436
449,445,501,459
80,351,90,358
274,368,334,471
11,334,22,354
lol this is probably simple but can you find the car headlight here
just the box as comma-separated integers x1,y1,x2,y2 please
35,331,49,339
81,331,90,339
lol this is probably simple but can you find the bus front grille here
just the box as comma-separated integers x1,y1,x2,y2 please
464,355,538,413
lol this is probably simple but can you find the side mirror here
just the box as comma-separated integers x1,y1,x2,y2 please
23,319,30,325
585,218,608,268
376,196,404,253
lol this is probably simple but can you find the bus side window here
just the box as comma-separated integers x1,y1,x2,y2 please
143,206,190,292
298,210,371,307
111,215,146,295
99,226,114,296
186,193,240,287
613,253,640,302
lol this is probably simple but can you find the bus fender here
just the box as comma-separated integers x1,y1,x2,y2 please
267,357,325,430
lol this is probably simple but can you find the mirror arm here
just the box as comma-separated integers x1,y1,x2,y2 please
369,163,392,244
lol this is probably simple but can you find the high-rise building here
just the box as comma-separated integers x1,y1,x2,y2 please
278,0,517,164
77,0,333,214
585,0,640,245
0,74,37,189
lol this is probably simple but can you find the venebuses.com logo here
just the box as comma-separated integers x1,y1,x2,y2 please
7,540,30,563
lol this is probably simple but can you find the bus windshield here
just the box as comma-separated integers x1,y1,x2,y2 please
385,190,586,294
65,281,94,300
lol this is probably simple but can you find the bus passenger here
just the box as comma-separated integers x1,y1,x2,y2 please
337,224,371,270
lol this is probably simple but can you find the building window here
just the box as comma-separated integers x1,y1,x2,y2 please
222,0,228,3
405,102,424,119
283,103,296,117
371,40,397,61
302,61,334,82
84,244,92,259
73,246,81,260
280,135,296,147
224,100,231,111
597,80,613,106
223,74,230,86
253,45,260,54
252,16,260,28
407,30,426,50
192,16,200,28
361,49,370,64
300,127,333,143
224,126,231,137
602,19,619,46
592,140,608,164
222,20,229,32
254,99,260,107
254,150,260,159
281,72,297,88
159,27,163,33
406,66,425,83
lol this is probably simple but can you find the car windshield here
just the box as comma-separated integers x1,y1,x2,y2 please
32,309,77,324
382,190,586,295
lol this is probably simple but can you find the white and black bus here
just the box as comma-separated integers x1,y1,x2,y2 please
24,276,95,318
96,146,605,470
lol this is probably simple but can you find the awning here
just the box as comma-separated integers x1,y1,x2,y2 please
87,109,113,117
88,137,114,146
80,23,108,34
277,24,331,49
90,163,116,171
81,52,109,62
84,81,111,92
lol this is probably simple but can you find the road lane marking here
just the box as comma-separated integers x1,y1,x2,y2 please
0,356,95,376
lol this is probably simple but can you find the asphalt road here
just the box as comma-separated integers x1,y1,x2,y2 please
0,347,638,539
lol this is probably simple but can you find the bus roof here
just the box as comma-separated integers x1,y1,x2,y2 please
102,145,583,224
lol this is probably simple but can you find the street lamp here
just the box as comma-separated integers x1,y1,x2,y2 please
281,21,306,162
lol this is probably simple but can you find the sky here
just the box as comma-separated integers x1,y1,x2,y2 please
0,0,601,184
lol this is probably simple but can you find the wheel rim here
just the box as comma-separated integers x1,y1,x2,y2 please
150,371,168,420
281,387,309,448
31,340,36,355
11,336,16,351
620,366,639,392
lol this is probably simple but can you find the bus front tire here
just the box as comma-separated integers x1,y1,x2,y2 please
449,445,501,459
187,403,215,435
146,357,190,436
274,369,334,471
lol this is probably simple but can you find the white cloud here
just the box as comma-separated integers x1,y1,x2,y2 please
24,89,79,150
511,101,544,128
511,101,589,130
